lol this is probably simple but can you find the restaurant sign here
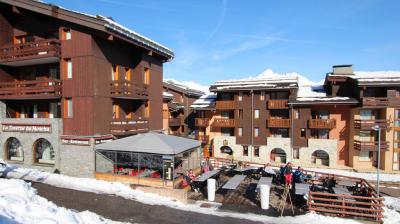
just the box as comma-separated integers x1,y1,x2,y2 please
2,123,51,133
61,138,90,146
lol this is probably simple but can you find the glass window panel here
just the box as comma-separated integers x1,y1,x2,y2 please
139,154,163,179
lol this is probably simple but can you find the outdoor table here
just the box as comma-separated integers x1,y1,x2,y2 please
222,175,246,190
256,177,273,192
337,180,356,187
234,166,258,173
295,183,310,195
333,187,352,195
193,169,220,183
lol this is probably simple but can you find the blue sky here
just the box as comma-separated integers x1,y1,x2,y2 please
49,0,400,85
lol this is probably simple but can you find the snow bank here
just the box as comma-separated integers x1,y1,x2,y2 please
0,178,122,224
1,163,398,224
305,167,400,182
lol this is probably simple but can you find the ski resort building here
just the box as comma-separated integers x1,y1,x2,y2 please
192,65,400,172
0,0,173,177
162,80,204,137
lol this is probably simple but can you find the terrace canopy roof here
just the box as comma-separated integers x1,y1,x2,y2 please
95,132,200,155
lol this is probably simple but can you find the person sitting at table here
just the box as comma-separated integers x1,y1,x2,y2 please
188,169,196,180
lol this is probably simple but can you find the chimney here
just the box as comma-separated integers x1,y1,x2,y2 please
332,65,353,75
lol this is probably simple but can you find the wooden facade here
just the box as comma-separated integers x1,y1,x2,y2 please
0,0,173,138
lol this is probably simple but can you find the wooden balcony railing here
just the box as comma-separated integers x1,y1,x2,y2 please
309,119,336,129
195,118,209,127
354,119,389,130
267,99,288,109
0,80,62,99
168,117,182,127
110,118,148,136
362,97,389,107
215,100,235,110
354,140,389,152
266,118,290,128
0,39,60,64
110,81,148,99
196,135,210,144
212,118,235,127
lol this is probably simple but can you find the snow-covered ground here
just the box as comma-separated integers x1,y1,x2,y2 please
1,162,399,224
304,167,400,182
0,178,123,224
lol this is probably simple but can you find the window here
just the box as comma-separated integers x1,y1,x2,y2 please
66,59,72,79
254,109,260,119
359,151,371,162
221,128,234,136
145,101,150,118
294,109,300,119
238,127,243,136
221,111,230,119
34,138,55,164
293,148,300,159
112,65,118,81
254,146,260,157
254,127,259,137
360,110,372,120
144,68,150,84
260,92,265,101
49,102,60,118
238,92,243,101
125,68,131,81
65,98,73,118
238,109,243,119
311,129,329,139
300,128,306,138
112,103,120,119
243,146,248,156
64,29,71,40
6,137,23,162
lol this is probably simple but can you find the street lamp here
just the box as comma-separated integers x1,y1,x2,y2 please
371,125,381,196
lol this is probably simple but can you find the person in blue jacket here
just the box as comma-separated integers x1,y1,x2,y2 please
293,166,305,183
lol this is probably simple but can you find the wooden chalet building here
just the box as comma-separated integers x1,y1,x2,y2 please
192,65,400,172
0,0,173,177
162,80,203,137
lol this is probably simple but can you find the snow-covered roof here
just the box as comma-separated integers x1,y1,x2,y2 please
293,84,357,105
190,94,217,110
16,0,174,60
328,70,400,86
163,80,205,96
98,16,174,60
163,91,174,100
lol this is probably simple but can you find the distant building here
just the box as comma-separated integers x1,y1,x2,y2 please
162,80,204,137
0,0,173,177
192,65,400,172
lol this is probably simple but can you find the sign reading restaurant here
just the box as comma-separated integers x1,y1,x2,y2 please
2,123,51,133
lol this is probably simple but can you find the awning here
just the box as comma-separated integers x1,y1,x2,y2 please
95,132,200,155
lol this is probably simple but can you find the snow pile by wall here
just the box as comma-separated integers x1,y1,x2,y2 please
0,178,122,224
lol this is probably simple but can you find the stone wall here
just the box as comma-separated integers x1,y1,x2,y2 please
60,143,96,178
0,118,62,172
299,139,337,167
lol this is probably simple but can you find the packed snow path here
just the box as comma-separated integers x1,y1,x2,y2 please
30,181,260,224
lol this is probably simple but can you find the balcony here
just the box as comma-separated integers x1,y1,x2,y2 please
354,140,389,152
169,117,182,127
215,100,235,110
196,135,210,144
195,118,209,127
0,39,61,66
212,118,235,127
267,118,290,128
110,118,148,136
308,119,336,129
110,81,148,100
362,97,389,108
0,80,62,100
354,119,389,130
267,99,289,109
